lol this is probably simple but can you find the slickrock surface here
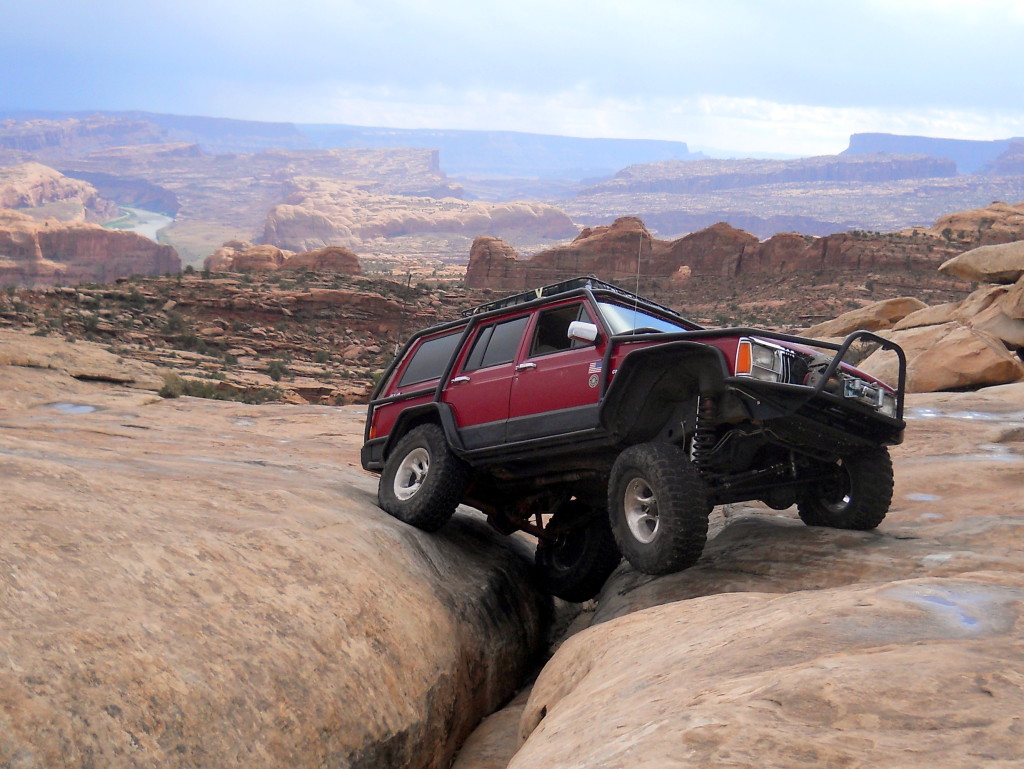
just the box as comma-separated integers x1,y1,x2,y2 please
457,382,1024,768
0,331,550,769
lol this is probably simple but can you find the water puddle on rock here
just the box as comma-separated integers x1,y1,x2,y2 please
46,402,98,414
906,407,1024,424
886,582,1021,635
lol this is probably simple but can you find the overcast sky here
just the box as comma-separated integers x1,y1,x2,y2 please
3,0,1023,156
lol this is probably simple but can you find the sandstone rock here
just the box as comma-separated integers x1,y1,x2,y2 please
859,322,1024,392
0,162,118,222
892,301,959,330
229,244,291,272
459,382,1024,767
939,240,1024,283
968,303,1024,348
512,574,1024,769
802,296,927,337
464,216,962,291
262,178,577,254
280,245,362,274
0,341,550,768
924,200,1024,247
0,327,165,389
0,208,180,287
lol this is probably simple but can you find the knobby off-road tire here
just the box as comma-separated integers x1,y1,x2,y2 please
608,442,710,576
796,446,893,530
378,423,469,532
535,500,621,603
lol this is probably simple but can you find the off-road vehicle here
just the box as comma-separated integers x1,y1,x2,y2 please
361,277,906,601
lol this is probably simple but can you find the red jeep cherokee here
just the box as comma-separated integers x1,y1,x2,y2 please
361,277,906,601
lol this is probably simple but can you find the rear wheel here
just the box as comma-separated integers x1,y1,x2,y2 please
797,447,893,530
378,424,469,531
535,500,621,602
608,442,709,575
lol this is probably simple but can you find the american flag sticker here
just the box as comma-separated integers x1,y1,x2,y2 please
588,360,603,375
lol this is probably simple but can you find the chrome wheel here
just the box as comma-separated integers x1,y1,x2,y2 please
393,447,429,501
623,477,660,544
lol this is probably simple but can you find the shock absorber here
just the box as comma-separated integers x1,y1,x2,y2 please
692,396,717,476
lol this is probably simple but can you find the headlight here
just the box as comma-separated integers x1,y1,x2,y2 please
736,339,783,382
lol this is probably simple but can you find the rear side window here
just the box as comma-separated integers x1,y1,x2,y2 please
397,331,461,387
463,316,529,371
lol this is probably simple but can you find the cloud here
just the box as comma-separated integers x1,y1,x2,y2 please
2,0,1023,155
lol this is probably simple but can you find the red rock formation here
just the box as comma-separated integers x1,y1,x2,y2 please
203,242,362,275
0,209,180,287
919,200,1024,247
281,246,361,275
464,206,1021,290
656,222,759,276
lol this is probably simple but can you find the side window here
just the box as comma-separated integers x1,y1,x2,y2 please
397,331,461,387
530,304,595,356
463,316,529,371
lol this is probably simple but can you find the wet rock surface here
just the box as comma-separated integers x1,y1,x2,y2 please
0,336,550,769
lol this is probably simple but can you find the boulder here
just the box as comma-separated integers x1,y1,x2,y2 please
892,301,959,330
802,296,927,337
968,303,1024,348
939,240,1024,284
858,322,1024,392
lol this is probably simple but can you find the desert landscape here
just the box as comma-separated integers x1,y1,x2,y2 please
3,105,1024,769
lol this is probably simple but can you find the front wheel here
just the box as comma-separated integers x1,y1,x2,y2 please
796,447,893,530
608,442,709,575
378,424,469,531
536,500,621,602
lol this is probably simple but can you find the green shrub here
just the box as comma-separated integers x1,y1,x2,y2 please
159,372,186,398
267,359,288,381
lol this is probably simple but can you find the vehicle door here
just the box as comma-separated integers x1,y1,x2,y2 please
507,300,605,442
442,313,531,450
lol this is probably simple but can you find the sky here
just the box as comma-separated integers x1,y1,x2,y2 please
3,0,1024,157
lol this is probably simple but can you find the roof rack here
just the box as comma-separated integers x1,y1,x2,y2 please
462,275,683,318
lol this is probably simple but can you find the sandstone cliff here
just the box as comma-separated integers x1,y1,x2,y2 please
262,177,578,253
0,162,118,222
0,209,180,287
464,216,968,290
580,153,957,197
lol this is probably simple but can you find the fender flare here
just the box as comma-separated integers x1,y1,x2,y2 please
599,341,730,444
383,402,465,460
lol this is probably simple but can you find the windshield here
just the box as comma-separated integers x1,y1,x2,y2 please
597,302,690,335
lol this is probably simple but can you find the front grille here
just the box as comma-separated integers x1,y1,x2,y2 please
779,350,808,385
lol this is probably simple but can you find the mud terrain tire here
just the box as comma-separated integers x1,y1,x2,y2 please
797,447,893,530
608,442,710,575
536,500,621,602
378,424,469,531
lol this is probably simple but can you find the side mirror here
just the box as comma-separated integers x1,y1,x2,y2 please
568,321,599,344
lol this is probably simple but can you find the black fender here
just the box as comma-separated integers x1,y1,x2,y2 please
599,341,730,444
383,402,465,461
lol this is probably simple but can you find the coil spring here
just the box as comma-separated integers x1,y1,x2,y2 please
691,396,717,475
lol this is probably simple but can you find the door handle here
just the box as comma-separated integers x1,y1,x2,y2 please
515,362,537,371
450,375,471,384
